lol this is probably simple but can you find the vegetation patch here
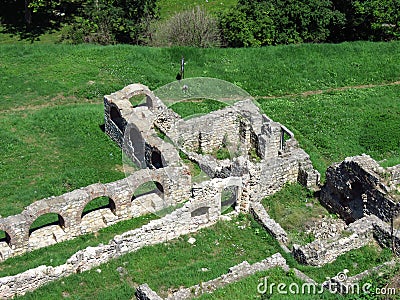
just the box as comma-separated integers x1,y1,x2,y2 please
0,214,157,278
258,85,400,176
261,183,331,246
16,215,282,299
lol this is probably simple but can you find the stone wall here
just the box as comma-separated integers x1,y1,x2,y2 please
249,202,288,245
320,154,400,223
0,166,191,261
292,216,377,266
291,214,400,266
135,253,289,300
0,177,243,299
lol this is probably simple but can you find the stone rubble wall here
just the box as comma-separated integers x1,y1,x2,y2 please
249,202,288,245
292,216,378,266
0,178,241,299
372,217,400,256
388,165,400,186
320,154,400,223
322,259,398,294
0,166,191,262
135,253,289,300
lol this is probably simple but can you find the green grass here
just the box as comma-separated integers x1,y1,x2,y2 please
13,213,396,299
1,42,400,111
291,243,394,284
157,0,237,20
258,85,400,176
0,214,157,277
0,42,399,298
16,214,283,299
0,104,124,217
169,98,228,118
261,183,331,246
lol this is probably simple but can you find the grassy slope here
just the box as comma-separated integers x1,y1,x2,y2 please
1,42,399,216
157,0,237,20
0,42,399,298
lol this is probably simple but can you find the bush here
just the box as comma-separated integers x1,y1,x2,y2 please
59,0,158,45
218,0,345,47
150,6,221,47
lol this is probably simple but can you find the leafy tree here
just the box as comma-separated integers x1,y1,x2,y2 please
61,0,158,44
219,1,275,47
218,0,344,47
330,0,400,41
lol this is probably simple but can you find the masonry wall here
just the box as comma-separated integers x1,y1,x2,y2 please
320,154,400,223
0,177,238,299
0,166,191,261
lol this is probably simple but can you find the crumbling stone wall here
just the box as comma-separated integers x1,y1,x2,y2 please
0,166,191,261
320,154,400,223
292,216,377,266
0,177,239,299
105,84,320,203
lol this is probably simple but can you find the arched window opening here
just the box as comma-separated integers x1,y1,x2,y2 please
221,186,238,215
110,106,124,132
0,230,11,248
81,196,116,219
29,213,65,236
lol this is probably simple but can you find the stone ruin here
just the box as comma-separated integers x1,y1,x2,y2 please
104,83,320,212
0,82,399,298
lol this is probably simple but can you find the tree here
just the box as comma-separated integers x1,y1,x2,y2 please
218,0,344,47
330,0,400,41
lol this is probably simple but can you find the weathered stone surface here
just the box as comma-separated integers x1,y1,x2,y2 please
0,191,227,299
250,202,288,244
0,166,191,262
321,154,400,223
136,284,163,300
293,216,379,266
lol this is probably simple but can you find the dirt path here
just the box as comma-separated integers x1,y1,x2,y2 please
2,80,400,113
256,81,400,100
1,96,100,113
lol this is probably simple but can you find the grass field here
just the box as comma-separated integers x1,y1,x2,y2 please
1,41,399,298
157,0,237,20
1,42,399,217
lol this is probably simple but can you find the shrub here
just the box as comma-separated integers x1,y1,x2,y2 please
218,0,345,47
150,6,221,47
